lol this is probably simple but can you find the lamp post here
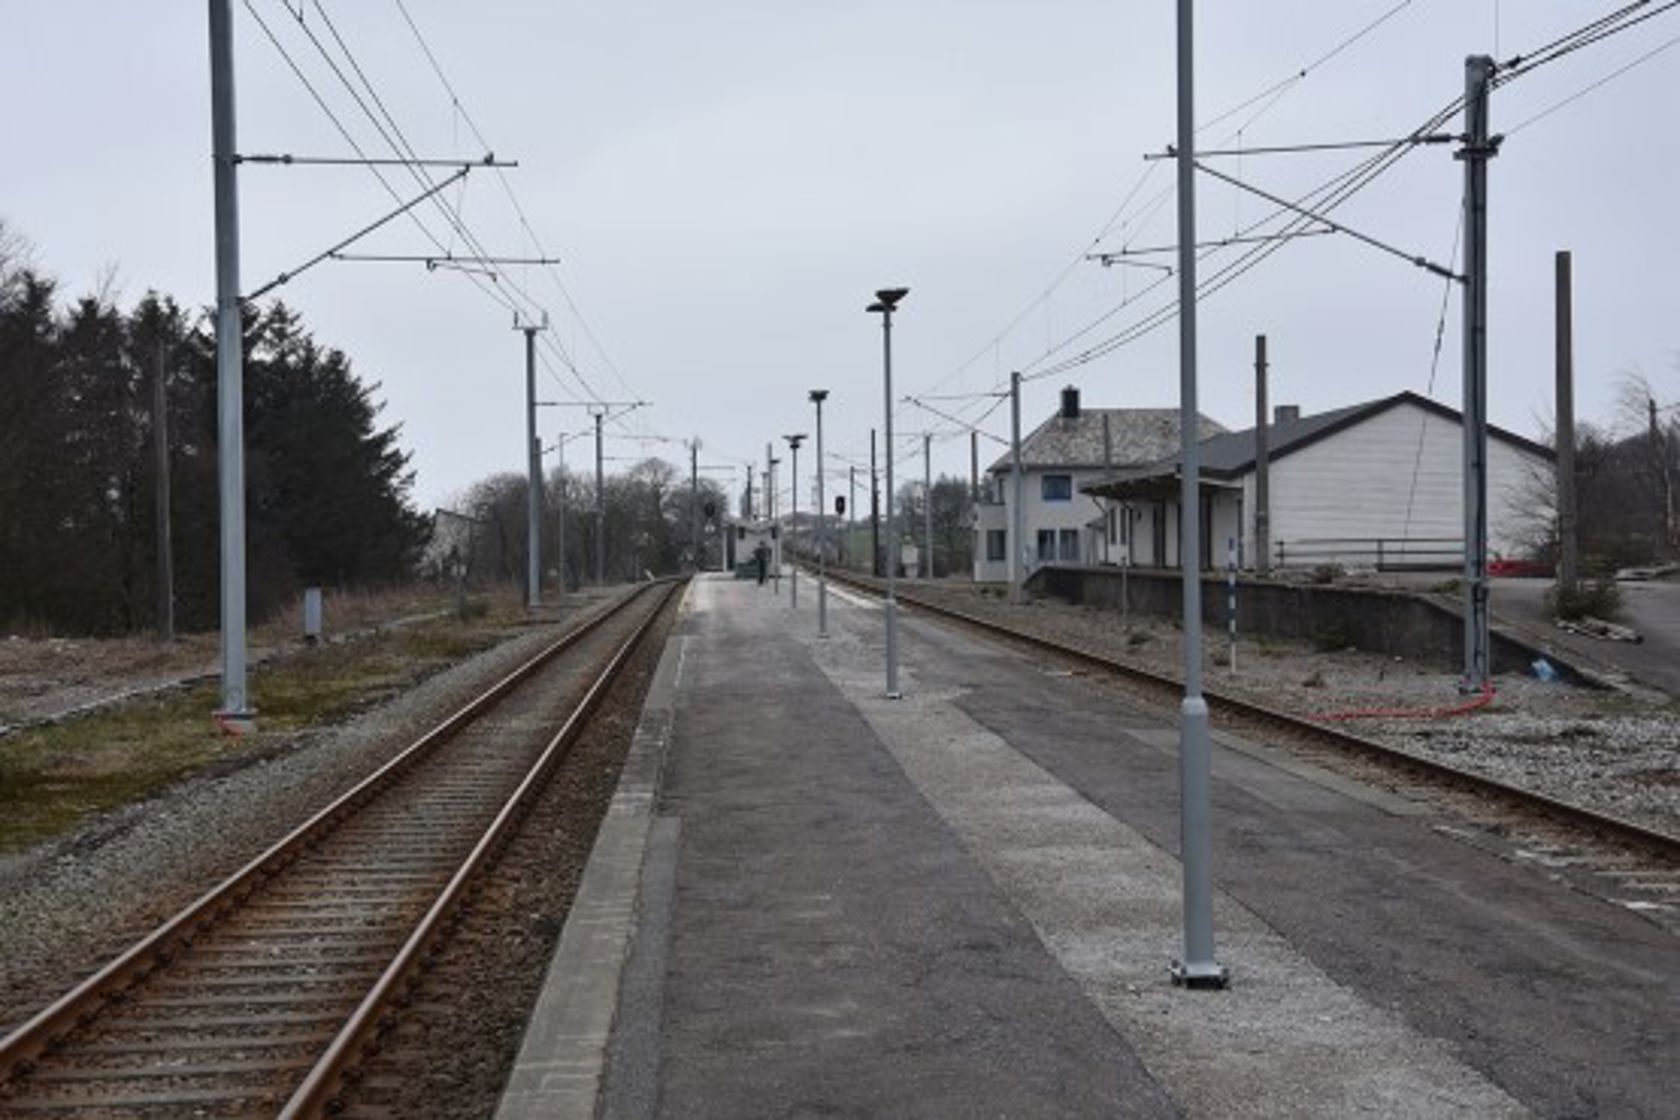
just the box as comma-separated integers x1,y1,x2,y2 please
810,389,830,636
1170,0,1227,990
867,287,908,699
784,433,807,609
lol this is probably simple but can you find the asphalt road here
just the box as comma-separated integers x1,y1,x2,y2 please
1490,577,1680,694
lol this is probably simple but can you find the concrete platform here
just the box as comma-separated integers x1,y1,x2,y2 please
501,573,1677,1118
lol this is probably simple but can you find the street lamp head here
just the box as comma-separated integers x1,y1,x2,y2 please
784,433,807,450
866,286,908,314
809,388,829,404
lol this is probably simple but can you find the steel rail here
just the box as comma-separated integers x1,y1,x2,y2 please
0,584,657,1085
282,578,680,1116
825,569,1680,861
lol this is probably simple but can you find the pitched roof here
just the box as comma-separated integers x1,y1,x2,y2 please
987,407,1227,474
1190,390,1553,478
1081,390,1553,496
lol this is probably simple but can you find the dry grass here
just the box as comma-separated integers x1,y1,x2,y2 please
0,586,535,854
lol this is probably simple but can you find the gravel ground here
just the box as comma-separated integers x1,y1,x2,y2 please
901,580,1680,838
0,587,626,1039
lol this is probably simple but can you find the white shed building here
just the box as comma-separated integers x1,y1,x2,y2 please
1083,391,1553,571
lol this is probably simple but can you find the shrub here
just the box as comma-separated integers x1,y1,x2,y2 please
1310,563,1344,585
1546,578,1624,622
1310,618,1356,652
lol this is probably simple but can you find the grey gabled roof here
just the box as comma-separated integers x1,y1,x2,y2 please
1081,390,1553,495
986,407,1227,474
1191,390,1554,479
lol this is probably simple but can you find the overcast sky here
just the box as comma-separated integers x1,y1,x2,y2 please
5,2,1677,513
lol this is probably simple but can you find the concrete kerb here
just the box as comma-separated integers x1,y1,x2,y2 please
495,583,691,1120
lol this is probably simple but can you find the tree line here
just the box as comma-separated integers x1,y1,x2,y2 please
440,457,730,591
0,224,428,636
1514,369,1680,573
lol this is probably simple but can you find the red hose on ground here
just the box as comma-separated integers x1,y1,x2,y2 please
1308,682,1495,722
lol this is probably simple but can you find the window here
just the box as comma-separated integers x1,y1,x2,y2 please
1037,530,1055,561
1041,474,1073,502
1059,529,1080,561
986,529,1006,562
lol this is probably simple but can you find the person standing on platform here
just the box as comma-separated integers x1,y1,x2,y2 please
753,540,770,586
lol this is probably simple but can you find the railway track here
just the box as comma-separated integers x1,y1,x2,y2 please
825,569,1680,865
0,579,682,1118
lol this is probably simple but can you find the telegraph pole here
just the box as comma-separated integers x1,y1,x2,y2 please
1010,371,1025,605
594,409,606,584
556,433,570,593
923,432,933,579
690,438,700,574
1254,334,1270,573
1459,54,1497,693
209,0,252,729
517,319,545,609
1555,251,1578,598
848,465,857,570
152,337,175,642
1170,0,1226,989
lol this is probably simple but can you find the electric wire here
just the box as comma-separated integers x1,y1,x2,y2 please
240,0,518,317
920,0,1427,414
263,0,614,410
391,0,642,417
1401,210,1465,542
1026,0,1680,386
1506,27,1680,134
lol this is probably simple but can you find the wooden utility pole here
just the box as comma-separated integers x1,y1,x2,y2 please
1651,396,1676,556
1555,252,1578,596
152,338,175,641
1254,334,1270,574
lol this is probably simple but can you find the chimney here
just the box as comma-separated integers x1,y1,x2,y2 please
1060,385,1081,420
1274,404,1300,425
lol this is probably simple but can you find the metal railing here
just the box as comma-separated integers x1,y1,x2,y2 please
1275,537,1462,572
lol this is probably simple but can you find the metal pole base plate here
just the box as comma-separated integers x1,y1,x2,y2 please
1170,959,1230,990
885,691,903,701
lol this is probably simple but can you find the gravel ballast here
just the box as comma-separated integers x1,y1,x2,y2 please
0,591,626,1038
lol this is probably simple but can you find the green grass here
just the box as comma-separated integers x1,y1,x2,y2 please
0,613,523,856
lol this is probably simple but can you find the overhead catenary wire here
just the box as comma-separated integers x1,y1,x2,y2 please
391,0,644,419
1506,26,1680,134
250,0,626,414
1024,0,1680,387
1401,210,1466,543
1493,0,1680,87
920,0,1427,406
1021,91,1467,385
241,0,523,325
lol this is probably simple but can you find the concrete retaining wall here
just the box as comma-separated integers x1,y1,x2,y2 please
1032,566,1554,678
